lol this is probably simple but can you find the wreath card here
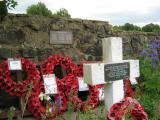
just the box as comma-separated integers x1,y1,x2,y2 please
43,74,58,95
8,58,22,70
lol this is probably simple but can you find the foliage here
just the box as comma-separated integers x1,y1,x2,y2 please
139,89,160,119
5,0,17,10
113,23,160,33
21,82,34,118
139,40,160,119
142,23,160,32
0,0,7,15
53,8,71,18
26,2,71,18
139,40,160,90
113,23,141,32
26,2,52,17
0,0,17,15
7,106,16,120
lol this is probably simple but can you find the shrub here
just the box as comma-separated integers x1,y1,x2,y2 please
26,2,52,17
139,40,160,90
139,40,160,119
53,8,71,18
142,23,160,32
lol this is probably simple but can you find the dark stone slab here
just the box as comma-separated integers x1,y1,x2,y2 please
104,62,130,82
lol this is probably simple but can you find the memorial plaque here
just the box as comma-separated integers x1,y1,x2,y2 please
43,74,58,95
50,31,72,44
104,62,130,82
8,58,22,70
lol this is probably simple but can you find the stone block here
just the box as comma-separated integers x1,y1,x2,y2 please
83,63,105,85
124,60,140,84
102,37,123,62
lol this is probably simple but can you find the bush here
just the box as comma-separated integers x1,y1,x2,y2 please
142,23,160,32
113,23,141,32
26,2,52,17
53,8,71,18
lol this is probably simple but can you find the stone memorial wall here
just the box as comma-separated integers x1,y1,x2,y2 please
0,14,160,62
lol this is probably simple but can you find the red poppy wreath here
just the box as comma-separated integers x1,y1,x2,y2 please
0,58,40,96
62,63,103,111
27,80,67,120
41,55,79,97
107,97,148,120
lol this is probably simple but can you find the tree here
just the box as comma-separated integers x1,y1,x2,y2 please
5,0,17,10
26,2,52,17
53,8,71,18
0,0,17,15
142,23,160,32
113,23,141,32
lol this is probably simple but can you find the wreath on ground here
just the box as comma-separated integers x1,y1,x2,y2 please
107,97,148,120
62,62,104,111
0,58,40,96
40,55,79,98
28,55,77,119
27,81,67,120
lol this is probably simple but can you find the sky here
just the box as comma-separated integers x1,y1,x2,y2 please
9,0,160,26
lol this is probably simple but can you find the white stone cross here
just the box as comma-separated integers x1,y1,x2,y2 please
83,37,139,110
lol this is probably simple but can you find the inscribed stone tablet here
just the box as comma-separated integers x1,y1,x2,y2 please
8,58,22,70
50,31,72,44
104,62,130,82
43,74,58,94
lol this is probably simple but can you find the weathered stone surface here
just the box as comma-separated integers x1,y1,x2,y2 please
0,27,24,45
0,48,11,59
0,14,160,62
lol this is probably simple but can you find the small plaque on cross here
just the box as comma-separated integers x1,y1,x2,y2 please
43,74,58,95
104,62,130,82
8,58,22,70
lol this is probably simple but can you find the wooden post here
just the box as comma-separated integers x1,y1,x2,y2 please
16,71,25,113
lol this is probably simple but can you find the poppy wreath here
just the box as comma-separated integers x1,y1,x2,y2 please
62,62,103,111
107,97,148,120
0,58,40,96
27,80,67,120
41,54,78,76
40,54,79,96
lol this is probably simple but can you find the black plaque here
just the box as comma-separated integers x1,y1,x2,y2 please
104,62,130,82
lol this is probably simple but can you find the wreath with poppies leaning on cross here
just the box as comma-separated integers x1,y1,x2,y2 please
62,62,104,111
107,97,148,120
0,58,40,96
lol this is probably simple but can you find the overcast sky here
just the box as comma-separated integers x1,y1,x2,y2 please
9,0,160,26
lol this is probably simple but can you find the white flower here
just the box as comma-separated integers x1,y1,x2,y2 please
39,92,44,101
46,95,51,101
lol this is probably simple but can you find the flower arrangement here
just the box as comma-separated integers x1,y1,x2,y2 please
0,58,40,96
107,97,148,120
